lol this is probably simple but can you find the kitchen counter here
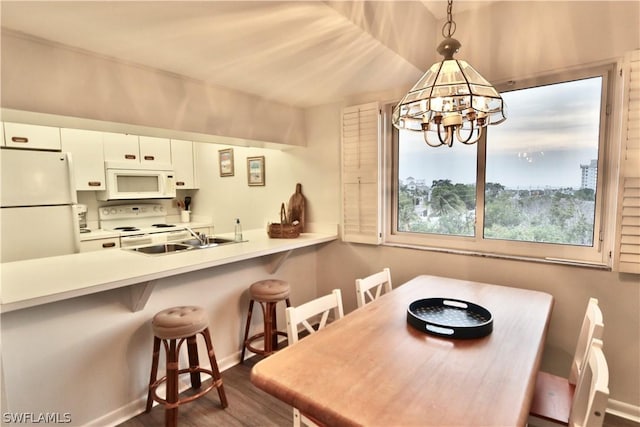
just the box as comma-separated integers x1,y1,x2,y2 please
0,228,337,313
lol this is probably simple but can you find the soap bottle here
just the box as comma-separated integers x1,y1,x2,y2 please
234,218,243,242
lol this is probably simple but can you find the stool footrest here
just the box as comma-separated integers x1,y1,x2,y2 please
149,367,224,408
245,331,288,355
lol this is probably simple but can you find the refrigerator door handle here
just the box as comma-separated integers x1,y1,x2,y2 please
71,204,81,254
65,152,78,204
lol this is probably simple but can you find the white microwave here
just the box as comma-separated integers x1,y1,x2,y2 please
97,163,176,201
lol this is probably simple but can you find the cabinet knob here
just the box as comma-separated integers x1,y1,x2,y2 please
88,181,102,187
102,242,116,248
144,155,155,161
11,136,29,143
124,154,136,160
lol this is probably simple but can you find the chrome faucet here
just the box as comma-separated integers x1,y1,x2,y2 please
184,226,208,246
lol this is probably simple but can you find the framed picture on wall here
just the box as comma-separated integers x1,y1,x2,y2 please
219,148,234,177
247,156,265,186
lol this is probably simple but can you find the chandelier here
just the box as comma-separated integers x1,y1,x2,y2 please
392,0,506,147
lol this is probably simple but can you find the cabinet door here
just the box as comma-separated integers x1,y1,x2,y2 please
170,139,198,189
61,128,106,190
139,136,171,166
4,122,61,150
1,122,5,146
103,132,139,163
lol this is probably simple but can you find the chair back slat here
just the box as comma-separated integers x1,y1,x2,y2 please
569,298,604,385
569,338,609,427
355,268,392,308
286,289,344,345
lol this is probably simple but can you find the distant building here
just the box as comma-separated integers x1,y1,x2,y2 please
405,176,417,191
580,159,597,190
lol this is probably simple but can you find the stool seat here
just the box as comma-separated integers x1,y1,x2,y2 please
152,306,208,339
250,279,290,302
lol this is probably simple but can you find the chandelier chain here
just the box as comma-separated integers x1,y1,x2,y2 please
442,0,456,38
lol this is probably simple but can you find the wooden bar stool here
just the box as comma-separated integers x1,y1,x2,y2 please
146,306,228,427
240,279,291,362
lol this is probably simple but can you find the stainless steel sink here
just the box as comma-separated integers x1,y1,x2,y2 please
130,243,193,255
181,237,238,248
128,237,242,255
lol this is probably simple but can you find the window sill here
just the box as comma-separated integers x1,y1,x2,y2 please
382,242,611,270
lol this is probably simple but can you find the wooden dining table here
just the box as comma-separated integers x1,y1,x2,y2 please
250,275,554,426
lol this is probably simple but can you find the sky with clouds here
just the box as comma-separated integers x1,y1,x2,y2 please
399,77,602,189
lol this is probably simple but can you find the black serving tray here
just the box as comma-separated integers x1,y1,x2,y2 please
407,298,493,339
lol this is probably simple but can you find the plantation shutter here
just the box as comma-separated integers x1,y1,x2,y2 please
615,49,640,273
341,102,381,244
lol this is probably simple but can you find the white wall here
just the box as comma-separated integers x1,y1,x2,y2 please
0,30,306,147
452,1,640,83
191,103,342,234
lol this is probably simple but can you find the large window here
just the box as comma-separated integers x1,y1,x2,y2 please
388,65,614,264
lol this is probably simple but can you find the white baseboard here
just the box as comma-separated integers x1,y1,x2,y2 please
88,399,146,427
607,398,640,423
87,351,244,426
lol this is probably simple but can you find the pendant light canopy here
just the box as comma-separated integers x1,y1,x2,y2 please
392,0,506,147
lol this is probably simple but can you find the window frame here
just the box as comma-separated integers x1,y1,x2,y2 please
384,64,617,266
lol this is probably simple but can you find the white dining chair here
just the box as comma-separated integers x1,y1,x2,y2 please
568,298,604,385
355,268,392,308
530,298,604,425
529,338,609,427
570,338,609,427
285,289,344,426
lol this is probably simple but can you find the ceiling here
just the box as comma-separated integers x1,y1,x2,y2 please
0,1,494,109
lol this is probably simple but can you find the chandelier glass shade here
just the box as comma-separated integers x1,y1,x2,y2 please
392,1,506,147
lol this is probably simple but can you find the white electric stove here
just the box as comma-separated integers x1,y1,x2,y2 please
99,204,192,248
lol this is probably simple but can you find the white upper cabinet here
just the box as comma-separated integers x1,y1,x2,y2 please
170,139,198,189
103,133,171,167
60,128,106,191
4,122,61,151
139,136,171,166
102,132,140,164
1,122,5,146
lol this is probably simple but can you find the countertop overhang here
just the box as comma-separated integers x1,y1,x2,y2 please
0,228,337,313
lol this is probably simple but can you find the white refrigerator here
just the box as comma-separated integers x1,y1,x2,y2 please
1,149,80,262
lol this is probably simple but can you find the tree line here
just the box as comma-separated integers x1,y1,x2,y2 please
398,179,595,246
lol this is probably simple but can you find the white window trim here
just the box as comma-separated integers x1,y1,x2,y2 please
382,63,621,268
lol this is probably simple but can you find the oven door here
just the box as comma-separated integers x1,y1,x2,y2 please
97,169,176,201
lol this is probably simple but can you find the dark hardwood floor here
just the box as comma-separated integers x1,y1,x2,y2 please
120,356,638,427
118,356,292,427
